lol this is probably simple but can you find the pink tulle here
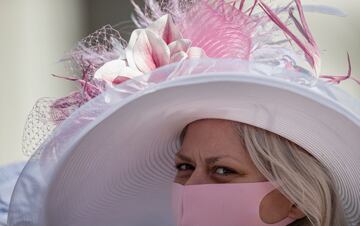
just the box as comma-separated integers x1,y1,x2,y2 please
48,25,122,125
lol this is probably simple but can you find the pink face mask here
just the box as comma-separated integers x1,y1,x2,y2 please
171,182,295,226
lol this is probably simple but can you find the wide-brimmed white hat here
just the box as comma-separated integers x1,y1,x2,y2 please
9,59,360,226
9,0,360,226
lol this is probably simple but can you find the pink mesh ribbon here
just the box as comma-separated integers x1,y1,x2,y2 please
22,25,124,156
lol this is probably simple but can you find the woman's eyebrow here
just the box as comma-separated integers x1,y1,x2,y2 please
175,153,193,162
205,156,236,165
175,153,236,165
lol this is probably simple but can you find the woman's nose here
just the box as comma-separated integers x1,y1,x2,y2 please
184,168,212,185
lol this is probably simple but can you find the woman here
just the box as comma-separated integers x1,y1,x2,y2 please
7,0,360,226
174,119,345,225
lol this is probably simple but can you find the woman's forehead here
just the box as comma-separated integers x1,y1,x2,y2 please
184,119,240,140
179,119,248,158
184,119,239,135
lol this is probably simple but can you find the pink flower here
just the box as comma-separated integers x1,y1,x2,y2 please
94,15,206,86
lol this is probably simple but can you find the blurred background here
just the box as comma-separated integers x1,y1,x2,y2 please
0,0,359,165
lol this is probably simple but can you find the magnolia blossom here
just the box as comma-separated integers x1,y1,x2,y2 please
94,14,206,86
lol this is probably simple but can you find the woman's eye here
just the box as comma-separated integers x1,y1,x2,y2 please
214,167,235,176
176,163,194,171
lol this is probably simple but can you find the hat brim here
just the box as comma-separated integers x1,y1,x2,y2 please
8,61,360,226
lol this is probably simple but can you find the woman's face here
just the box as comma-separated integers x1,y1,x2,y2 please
174,119,305,223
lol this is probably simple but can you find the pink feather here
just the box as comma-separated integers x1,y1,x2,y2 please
320,53,360,85
257,0,321,75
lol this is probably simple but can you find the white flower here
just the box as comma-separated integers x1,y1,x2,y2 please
94,14,207,86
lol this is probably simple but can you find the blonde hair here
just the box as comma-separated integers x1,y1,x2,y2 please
233,121,347,226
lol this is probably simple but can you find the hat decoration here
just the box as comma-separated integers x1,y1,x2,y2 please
22,0,358,158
